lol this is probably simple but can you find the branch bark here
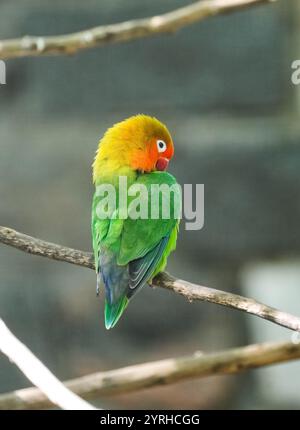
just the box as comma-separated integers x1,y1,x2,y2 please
0,340,298,410
1,225,300,332
0,0,276,60
0,319,96,410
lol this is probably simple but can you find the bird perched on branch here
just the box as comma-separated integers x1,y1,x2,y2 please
92,115,180,329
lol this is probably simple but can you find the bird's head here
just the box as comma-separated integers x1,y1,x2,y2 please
93,115,174,182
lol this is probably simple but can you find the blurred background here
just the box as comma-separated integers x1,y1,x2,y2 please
0,0,300,409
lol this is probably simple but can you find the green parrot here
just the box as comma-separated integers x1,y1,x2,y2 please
92,115,180,329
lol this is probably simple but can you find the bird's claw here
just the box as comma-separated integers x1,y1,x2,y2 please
96,275,100,296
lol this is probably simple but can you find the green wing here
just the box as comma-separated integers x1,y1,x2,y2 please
117,171,180,267
92,171,180,269
91,171,180,327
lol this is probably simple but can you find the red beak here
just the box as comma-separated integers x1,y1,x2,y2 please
156,157,169,171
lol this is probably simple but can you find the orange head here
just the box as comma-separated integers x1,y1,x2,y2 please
93,115,174,182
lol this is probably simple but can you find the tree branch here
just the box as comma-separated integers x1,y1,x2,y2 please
0,226,94,269
0,340,299,410
0,0,276,60
1,225,300,333
0,319,96,410
154,272,300,332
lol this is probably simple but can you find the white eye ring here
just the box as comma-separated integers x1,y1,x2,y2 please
157,139,167,153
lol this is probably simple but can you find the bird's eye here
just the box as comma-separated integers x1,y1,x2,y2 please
157,140,167,153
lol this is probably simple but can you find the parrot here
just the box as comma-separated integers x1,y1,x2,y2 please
92,115,180,329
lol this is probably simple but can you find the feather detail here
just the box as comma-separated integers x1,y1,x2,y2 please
128,235,170,294
105,296,129,329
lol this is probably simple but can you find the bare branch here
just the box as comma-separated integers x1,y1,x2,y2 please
154,272,300,332
0,0,276,60
0,226,94,269
0,319,96,410
1,225,300,332
0,340,298,410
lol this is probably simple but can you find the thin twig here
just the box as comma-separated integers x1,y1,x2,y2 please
0,225,300,332
0,340,298,410
0,319,96,410
0,0,276,60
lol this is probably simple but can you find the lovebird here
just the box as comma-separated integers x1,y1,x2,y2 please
92,115,180,329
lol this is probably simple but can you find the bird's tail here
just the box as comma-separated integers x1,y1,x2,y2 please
105,296,129,329
99,249,130,329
